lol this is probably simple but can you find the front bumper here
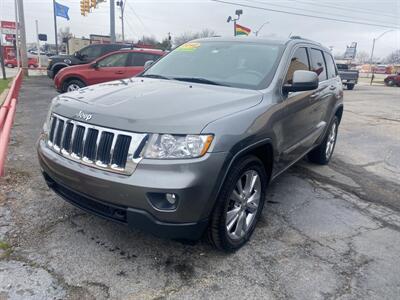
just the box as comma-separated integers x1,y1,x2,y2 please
37,138,229,239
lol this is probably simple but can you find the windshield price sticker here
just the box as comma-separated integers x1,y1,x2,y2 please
177,42,201,52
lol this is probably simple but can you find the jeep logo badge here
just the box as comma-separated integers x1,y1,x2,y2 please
76,110,93,121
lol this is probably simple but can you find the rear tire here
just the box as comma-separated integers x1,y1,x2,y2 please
347,84,355,90
6,63,14,68
308,116,339,165
63,79,85,93
208,155,267,252
385,80,395,87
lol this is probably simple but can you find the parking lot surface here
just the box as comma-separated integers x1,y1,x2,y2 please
1,78,399,299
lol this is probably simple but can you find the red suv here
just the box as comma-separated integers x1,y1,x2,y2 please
54,49,165,93
5,57,38,68
384,73,400,87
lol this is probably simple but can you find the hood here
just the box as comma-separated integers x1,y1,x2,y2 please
52,78,263,134
49,54,80,65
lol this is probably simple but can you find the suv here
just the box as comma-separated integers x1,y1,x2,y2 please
47,43,131,79
54,49,164,93
37,37,343,251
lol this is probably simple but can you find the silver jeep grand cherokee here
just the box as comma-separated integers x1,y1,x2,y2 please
37,37,343,251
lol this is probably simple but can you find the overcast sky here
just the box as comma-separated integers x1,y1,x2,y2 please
1,0,399,58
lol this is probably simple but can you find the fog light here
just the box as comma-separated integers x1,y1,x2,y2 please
147,192,179,211
166,193,177,205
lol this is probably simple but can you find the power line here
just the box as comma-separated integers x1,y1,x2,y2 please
245,0,399,28
211,0,400,29
296,0,398,19
125,3,155,36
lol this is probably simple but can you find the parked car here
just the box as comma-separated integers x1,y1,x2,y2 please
337,63,358,90
54,49,164,92
4,57,39,68
38,37,343,251
47,43,133,79
384,73,400,87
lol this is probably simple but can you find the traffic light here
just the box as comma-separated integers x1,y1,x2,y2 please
80,0,90,16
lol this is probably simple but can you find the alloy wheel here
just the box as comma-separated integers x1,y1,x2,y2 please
226,170,261,240
67,84,81,92
326,121,337,159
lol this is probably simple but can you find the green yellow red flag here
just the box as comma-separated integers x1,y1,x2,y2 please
235,23,251,36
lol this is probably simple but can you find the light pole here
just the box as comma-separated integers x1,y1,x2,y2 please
254,21,269,37
369,29,394,84
227,9,243,36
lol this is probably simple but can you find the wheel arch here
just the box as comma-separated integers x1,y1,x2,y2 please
61,76,87,91
201,138,274,220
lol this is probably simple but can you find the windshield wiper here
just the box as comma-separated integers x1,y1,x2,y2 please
141,74,170,80
172,77,228,87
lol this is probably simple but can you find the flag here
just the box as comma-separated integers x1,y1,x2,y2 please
235,23,251,36
55,2,70,20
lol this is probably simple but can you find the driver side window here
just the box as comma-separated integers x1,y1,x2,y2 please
97,53,129,68
79,45,102,58
285,47,310,84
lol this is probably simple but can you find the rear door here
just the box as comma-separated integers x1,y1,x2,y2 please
84,52,130,85
125,52,162,77
308,48,336,139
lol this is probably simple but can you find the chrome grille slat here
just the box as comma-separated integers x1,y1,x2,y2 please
45,113,148,175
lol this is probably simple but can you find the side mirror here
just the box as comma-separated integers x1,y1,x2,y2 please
144,60,154,70
90,62,98,69
283,70,319,93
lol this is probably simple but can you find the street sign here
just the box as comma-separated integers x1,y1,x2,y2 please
5,34,15,41
38,34,47,41
0,21,17,35
343,42,357,60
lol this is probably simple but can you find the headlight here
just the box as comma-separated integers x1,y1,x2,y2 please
42,98,57,134
143,134,213,159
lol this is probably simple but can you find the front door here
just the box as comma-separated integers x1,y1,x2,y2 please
277,46,319,168
85,52,131,85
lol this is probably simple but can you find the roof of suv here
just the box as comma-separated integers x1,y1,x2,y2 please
189,36,329,52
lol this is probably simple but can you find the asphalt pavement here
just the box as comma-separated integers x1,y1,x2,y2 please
0,78,399,299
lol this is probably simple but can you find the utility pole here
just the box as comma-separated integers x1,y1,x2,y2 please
0,39,6,80
110,0,116,43
35,20,41,68
116,1,125,42
14,0,20,69
17,0,28,76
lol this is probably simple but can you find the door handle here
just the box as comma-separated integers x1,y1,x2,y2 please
310,93,320,98
115,71,125,74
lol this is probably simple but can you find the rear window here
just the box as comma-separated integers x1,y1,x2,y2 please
309,48,327,81
324,53,337,79
128,53,162,67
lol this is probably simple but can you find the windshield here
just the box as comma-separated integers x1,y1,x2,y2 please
142,41,283,90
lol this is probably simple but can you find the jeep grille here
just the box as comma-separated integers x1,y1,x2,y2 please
46,113,148,175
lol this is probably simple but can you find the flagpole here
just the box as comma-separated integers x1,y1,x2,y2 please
233,20,236,36
53,0,58,54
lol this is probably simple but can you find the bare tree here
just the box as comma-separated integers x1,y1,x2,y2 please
385,49,400,64
58,27,73,45
173,29,217,47
356,51,370,64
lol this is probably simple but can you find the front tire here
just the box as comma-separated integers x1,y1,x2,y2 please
63,79,86,93
347,83,355,90
208,155,267,252
308,116,339,165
